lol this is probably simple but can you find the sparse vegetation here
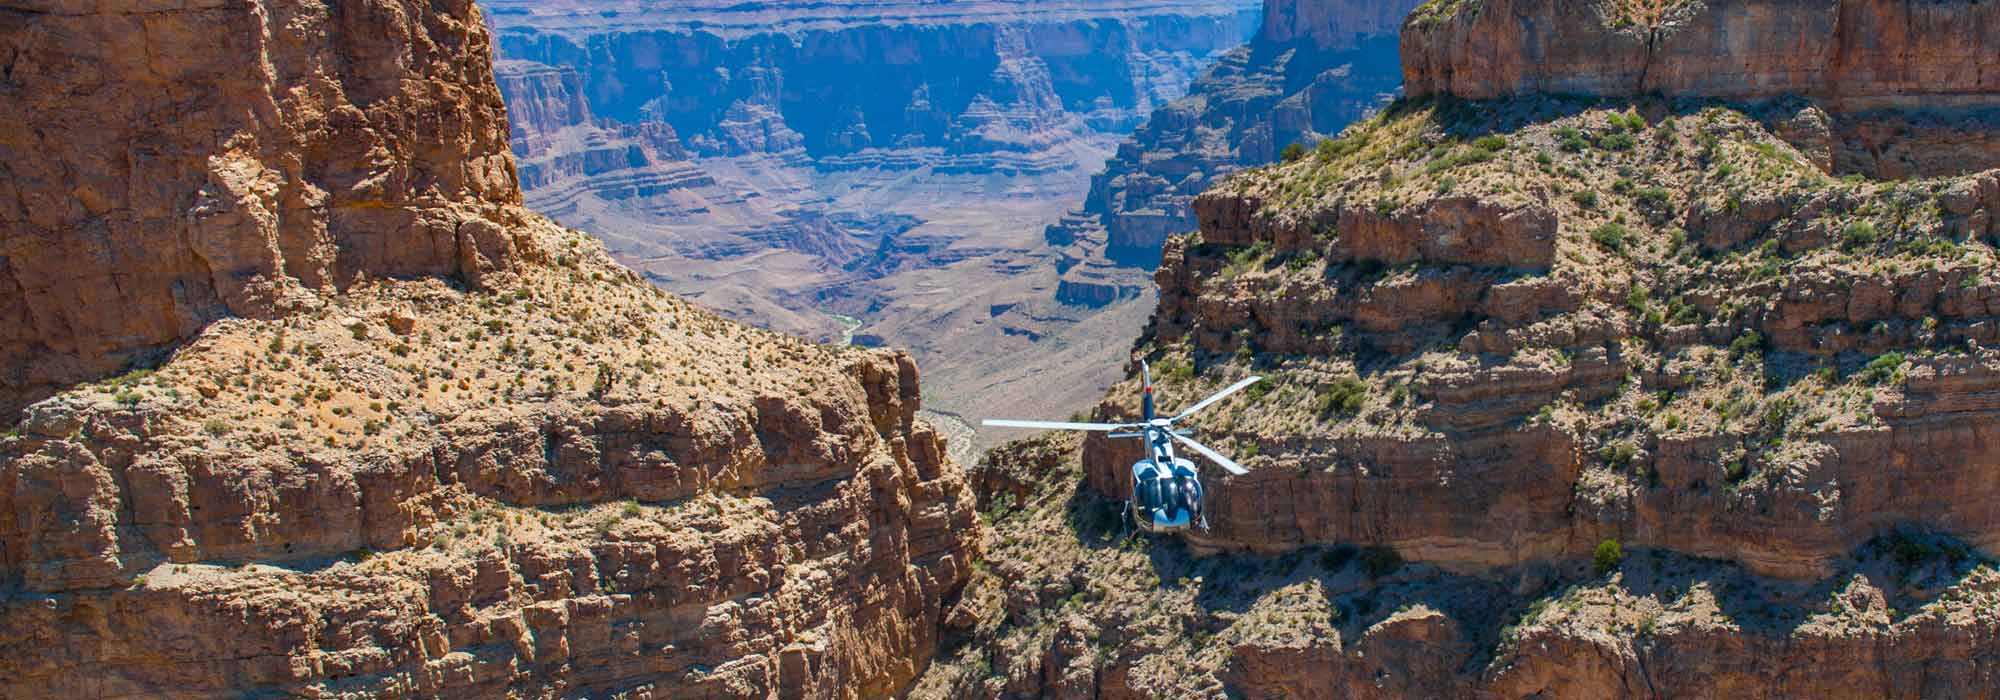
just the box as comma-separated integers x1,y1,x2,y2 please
1315,376,1368,416
1280,142,1308,163
1593,539,1624,575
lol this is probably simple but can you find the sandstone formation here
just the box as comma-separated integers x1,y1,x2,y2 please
0,254,980,698
1045,0,1423,308
1125,102,2000,581
917,434,2000,699
919,0,2000,696
0,1,979,697
1402,0,2000,108
0,0,530,421
1402,0,2000,178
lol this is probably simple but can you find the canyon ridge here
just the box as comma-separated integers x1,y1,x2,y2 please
3,0,1999,699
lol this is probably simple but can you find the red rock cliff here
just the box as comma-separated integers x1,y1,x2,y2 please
0,1,980,698
0,0,530,420
1402,0,2000,108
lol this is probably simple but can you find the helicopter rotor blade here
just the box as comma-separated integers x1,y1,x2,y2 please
982,419,1135,432
1170,376,1264,422
1171,433,1250,475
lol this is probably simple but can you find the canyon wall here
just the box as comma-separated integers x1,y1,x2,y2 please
1044,0,1423,308
487,0,1260,164
475,1,1261,435
1402,0,2000,108
917,0,2000,697
0,0,532,421
0,1,979,697
477,0,1263,283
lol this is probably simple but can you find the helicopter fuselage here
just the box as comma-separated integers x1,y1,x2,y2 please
984,366,1258,534
1129,423,1204,532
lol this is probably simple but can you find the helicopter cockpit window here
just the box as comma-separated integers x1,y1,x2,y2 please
1136,474,1160,509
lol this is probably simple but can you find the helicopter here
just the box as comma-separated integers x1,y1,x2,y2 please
982,362,1262,533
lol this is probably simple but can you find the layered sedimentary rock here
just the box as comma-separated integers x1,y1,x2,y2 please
1045,0,1422,308
1116,104,2000,581
479,0,1263,298
922,0,2000,696
0,1,979,697
0,0,529,421
476,1,1261,434
0,262,981,698
1402,0,2000,178
916,434,2000,699
1402,0,2000,108
486,0,1261,162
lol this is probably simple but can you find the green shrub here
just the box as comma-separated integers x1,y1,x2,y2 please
1556,127,1589,153
1635,186,1673,211
1729,330,1765,358
1281,142,1308,163
1572,190,1599,208
1597,131,1637,151
1590,223,1628,252
1316,136,1367,162
1842,221,1879,248
1316,377,1369,416
1599,441,1638,469
1593,539,1624,575
1227,240,1271,269
1860,351,1905,384
1472,134,1508,152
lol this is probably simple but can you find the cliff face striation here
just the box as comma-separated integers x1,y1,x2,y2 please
1402,0,2000,178
920,0,2000,697
0,0,530,421
1045,0,1423,309
0,1,979,698
478,0,1261,335
1402,0,2000,108
475,0,1262,441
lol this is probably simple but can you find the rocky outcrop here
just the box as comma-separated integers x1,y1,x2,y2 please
918,432,2000,700
1402,0,2000,108
1044,0,1422,308
0,249,981,699
0,1,979,697
1401,0,2000,178
921,2,2000,692
1108,104,2000,581
0,0,532,422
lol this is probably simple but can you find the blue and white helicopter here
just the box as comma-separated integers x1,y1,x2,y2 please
983,363,1262,533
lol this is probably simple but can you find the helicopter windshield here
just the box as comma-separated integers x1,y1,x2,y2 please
1135,470,1161,510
